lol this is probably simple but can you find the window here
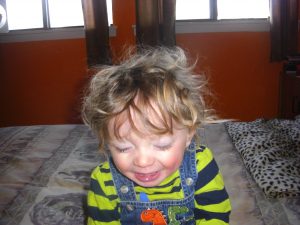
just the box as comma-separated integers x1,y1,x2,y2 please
176,0,270,20
5,0,113,30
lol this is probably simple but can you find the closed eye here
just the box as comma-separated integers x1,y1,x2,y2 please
110,144,132,153
155,145,172,151
116,147,131,153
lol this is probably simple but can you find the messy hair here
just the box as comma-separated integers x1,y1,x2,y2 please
82,46,214,152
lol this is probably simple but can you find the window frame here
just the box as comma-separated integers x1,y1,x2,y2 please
41,0,50,29
175,18,270,34
0,26,117,43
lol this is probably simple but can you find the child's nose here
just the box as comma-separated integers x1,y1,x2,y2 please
133,148,154,167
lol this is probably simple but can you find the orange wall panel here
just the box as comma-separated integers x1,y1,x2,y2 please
177,32,282,121
0,39,88,126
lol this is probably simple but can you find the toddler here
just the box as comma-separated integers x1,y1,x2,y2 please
82,47,231,225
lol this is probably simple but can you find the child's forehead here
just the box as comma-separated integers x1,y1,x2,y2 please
109,118,155,139
108,104,168,137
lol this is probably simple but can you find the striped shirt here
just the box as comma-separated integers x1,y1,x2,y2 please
87,146,231,224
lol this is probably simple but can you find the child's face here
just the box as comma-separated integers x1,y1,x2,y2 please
107,109,195,187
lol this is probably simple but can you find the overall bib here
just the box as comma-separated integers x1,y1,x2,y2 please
109,143,198,225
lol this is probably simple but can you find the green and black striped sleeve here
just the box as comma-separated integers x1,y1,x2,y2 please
87,162,120,225
194,146,231,225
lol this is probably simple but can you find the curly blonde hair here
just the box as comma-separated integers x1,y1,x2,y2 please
82,47,214,152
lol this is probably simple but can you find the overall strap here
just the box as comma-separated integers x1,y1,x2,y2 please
179,140,198,197
108,158,137,201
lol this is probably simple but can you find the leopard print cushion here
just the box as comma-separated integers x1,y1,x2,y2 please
225,117,300,198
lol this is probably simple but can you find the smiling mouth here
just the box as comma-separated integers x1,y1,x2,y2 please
134,171,160,182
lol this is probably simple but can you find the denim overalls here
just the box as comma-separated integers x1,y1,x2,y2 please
108,142,198,225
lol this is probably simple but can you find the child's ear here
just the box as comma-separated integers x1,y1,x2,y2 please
185,128,196,147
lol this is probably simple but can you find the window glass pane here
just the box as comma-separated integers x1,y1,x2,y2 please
6,0,43,30
218,0,269,19
48,0,84,28
107,0,113,25
176,0,209,20
48,0,112,28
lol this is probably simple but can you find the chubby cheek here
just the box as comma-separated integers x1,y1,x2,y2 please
162,141,189,170
160,152,184,171
110,153,132,171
